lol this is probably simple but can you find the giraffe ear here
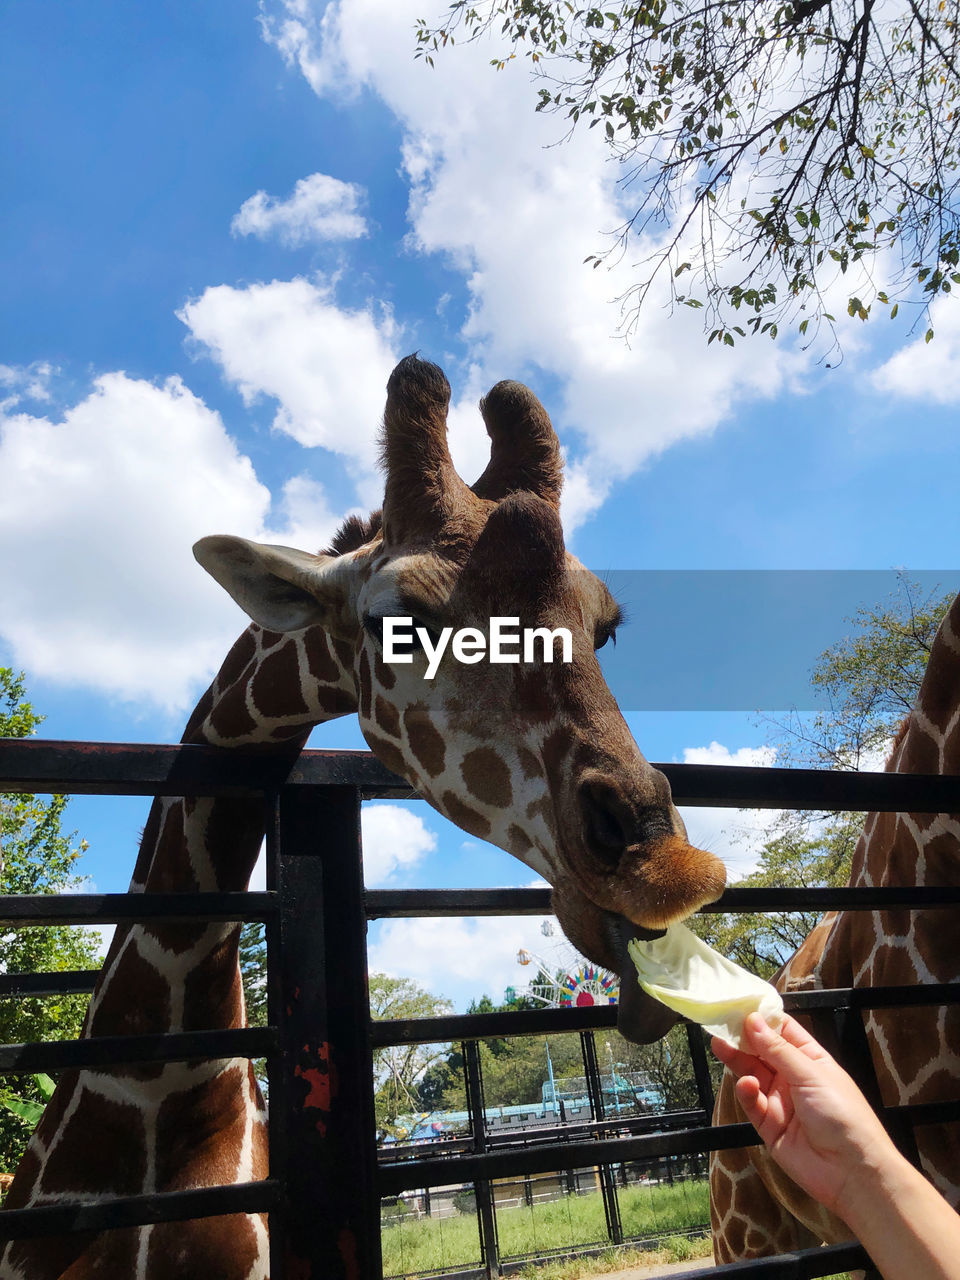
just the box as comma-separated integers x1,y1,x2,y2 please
194,535,349,634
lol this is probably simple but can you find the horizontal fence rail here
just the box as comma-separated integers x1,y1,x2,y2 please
647,1242,872,1279
0,739,414,799
369,981,960,1048
0,970,99,997
0,1027,277,1074
378,1096,960,1196
2,737,959,1280
366,883,960,918
0,1181,280,1242
5,737,960,809
0,889,277,926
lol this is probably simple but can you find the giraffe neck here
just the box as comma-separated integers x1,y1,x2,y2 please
91,623,358,1038
854,592,960,895
1,625,357,1279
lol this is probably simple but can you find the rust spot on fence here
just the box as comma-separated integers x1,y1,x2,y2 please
294,1040,338,1134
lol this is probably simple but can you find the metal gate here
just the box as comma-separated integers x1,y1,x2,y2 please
1,737,959,1279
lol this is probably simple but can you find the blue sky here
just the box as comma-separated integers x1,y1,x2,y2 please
3,0,959,1009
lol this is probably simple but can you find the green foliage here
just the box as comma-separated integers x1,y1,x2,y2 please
239,922,268,1029
416,2,960,351
418,992,585,1114
419,991,716,1117
239,921,268,1090
693,811,862,975
771,577,953,771
609,1023,722,1112
0,669,102,1172
0,1075,55,1129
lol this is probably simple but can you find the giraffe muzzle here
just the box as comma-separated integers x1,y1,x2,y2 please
579,777,676,870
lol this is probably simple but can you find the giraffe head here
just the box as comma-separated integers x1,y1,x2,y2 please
195,356,726,1042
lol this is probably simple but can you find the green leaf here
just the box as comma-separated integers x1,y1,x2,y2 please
0,1092,45,1127
925,328,934,343
33,1074,56,1102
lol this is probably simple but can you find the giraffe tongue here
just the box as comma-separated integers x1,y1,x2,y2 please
611,916,680,1045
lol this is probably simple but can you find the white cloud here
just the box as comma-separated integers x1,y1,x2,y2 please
367,913,555,1009
0,371,343,710
361,804,437,885
0,361,56,411
257,0,334,97
259,0,804,533
871,297,960,404
268,473,344,552
231,171,367,247
248,805,436,893
677,741,779,882
178,276,398,504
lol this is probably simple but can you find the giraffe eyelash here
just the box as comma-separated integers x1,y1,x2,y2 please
362,613,442,656
595,602,625,651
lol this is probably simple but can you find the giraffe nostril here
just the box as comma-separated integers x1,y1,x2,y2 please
580,781,631,867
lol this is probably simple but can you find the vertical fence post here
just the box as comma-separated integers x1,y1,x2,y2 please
265,793,288,1280
275,784,382,1280
580,1031,623,1246
686,1023,716,1113
464,1039,501,1278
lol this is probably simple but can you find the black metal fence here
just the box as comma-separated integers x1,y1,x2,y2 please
1,736,960,1279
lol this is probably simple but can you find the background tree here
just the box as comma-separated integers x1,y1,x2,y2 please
417,993,583,1113
239,921,268,1091
696,577,952,972
417,1,960,351
0,669,102,1172
605,1025,723,1112
369,973,455,1133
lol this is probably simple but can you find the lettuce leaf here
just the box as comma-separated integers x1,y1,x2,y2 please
627,923,784,1048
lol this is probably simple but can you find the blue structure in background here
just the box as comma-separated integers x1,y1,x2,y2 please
385,1066,660,1145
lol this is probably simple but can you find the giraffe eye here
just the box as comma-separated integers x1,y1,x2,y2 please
594,604,624,651
362,614,442,656
363,614,385,648
594,623,618,651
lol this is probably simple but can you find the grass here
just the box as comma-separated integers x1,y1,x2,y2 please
511,1235,712,1278
382,1178,712,1277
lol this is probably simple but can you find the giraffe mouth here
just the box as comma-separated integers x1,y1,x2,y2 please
610,914,680,1044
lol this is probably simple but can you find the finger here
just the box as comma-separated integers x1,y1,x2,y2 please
710,1035,758,1074
710,1036,774,1094
741,1014,825,1086
734,1076,769,1131
779,1015,828,1062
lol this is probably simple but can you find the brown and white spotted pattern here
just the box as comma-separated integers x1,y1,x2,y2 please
711,593,960,1264
3,357,725,1279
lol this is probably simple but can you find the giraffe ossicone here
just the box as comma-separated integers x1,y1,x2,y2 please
3,355,725,1279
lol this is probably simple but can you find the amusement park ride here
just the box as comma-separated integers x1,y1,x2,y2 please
507,920,620,1011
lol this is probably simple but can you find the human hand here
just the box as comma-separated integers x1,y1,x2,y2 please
711,1012,894,1217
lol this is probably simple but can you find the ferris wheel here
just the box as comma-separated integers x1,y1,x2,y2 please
505,920,620,1010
